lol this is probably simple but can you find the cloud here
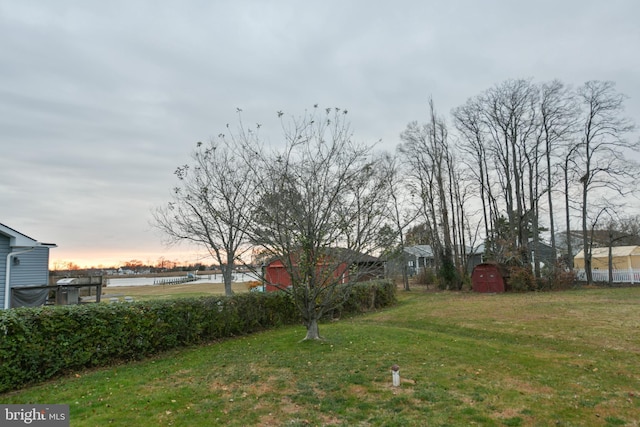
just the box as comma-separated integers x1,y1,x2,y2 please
1,0,639,267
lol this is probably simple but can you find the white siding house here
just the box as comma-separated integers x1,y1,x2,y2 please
403,245,435,276
0,223,57,309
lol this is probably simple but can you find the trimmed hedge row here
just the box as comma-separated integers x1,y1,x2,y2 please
0,280,395,393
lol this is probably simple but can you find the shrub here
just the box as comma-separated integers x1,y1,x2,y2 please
508,266,536,292
439,259,461,290
415,268,436,286
331,280,397,317
539,266,577,291
0,281,394,393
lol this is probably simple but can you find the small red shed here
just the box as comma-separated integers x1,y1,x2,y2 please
263,258,294,292
471,263,509,293
262,249,384,292
263,257,349,292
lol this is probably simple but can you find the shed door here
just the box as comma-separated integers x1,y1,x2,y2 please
474,267,503,293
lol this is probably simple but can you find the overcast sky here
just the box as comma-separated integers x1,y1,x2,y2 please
1,1,639,268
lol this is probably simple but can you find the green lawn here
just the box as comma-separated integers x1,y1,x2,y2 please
3,287,640,426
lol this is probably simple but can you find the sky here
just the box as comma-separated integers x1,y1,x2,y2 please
1,0,639,268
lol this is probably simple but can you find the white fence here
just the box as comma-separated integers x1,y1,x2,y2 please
575,269,640,284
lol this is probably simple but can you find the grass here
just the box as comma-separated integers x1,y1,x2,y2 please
101,281,251,301
3,287,640,426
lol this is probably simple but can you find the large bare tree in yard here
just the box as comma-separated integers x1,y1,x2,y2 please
153,140,254,296
399,99,469,288
241,107,391,340
482,79,540,266
453,97,498,254
381,153,420,291
575,81,639,285
538,80,579,270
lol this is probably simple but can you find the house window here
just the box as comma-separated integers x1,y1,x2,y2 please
409,261,414,267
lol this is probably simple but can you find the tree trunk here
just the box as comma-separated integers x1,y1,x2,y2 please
582,180,593,285
304,317,321,340
608,233,614,286
564,157,574,271
222,264,235,297
546,144,557,271
402,266,410,291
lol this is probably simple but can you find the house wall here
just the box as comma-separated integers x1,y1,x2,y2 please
0,235,9,307
405,255,433,276
11,246,50,286
0,241,51,308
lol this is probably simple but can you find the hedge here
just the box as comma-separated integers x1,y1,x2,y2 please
0,280,395,393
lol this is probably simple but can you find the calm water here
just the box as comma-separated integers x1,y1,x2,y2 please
106,272,258,287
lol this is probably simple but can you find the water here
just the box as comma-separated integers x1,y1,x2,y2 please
106,272,259,287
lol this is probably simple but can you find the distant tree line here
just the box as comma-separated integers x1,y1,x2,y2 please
50,259,224,275
395,79,639,288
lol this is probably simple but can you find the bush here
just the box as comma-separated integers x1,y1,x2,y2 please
415,268,436,286
0,281,394,393
539,266,577,291
331,280,397,317
508,266,536,292
439,259,461,290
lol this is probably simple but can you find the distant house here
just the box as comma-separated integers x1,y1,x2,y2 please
481,240,556,268
0,223,57,309
465,244,485,273
529,241,556,267
262,249,384,292
574,246,640,270
403,244,485,275
403,245,435,276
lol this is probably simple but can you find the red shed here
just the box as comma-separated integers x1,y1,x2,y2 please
262,249,384,292
263,258,349,292
471,263,509,293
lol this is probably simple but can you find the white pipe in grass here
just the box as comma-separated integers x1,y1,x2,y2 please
391,364,400,387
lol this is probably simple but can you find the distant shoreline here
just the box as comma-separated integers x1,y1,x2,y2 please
106,272,258,287
104,269,255,280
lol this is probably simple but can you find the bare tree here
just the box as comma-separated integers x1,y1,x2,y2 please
152,139,255,296
399,99,461,288
399,121,441,266
538,80,579,268
240,106,391,340
599,212,640,285
560,143,581,270
575,81,638,285
381,153,420,291
453,97,497,255
481,79,539,266
609,215,640,246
